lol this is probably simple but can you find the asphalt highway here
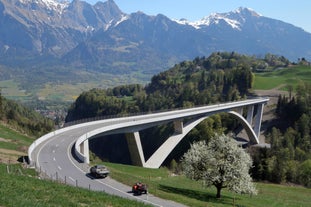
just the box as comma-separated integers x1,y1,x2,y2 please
33,121,187,207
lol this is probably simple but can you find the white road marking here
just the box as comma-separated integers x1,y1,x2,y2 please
67,141,162,207
58,166,62,170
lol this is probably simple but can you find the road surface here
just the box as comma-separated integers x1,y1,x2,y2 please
32,121,187,207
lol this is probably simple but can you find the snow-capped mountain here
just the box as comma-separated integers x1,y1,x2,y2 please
19,0,69,11
175,7,263,31
0,0,311,78
175,7,257,30
0,0,124,57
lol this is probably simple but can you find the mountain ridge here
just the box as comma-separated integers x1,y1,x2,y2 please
0,0,311,86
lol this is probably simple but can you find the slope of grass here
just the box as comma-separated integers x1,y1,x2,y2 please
0,164,152,207
0,124,34,163
253,65,311,90
105,162,311,207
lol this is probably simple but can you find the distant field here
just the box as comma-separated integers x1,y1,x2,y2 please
104,162,311,207
0,73,147,105
253,65,311,90
0,80,31,101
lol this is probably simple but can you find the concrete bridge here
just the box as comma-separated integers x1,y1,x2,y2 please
74,97,269,168
27,97,268,206
29,97,269,169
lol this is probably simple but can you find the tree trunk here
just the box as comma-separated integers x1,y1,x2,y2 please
216,186,222,198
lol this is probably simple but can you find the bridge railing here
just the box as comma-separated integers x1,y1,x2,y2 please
63,106,192,127
63,97,267,128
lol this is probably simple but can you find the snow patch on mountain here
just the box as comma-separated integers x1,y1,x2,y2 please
114,14,129,27
195,13,241,30
20,0,69,12
175,14,241,30
174,7,261,30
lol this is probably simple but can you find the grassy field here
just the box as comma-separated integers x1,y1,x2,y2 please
0,72,147,104
0,124,34,163
104,162,311,207
0,80,31,101
1,160,309,207
0,164,152,207
253,65,311,90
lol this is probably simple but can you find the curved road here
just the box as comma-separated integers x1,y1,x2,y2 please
32,120,187,207
30,98,268,207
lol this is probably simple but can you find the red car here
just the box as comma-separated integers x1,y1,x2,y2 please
132,182,148,195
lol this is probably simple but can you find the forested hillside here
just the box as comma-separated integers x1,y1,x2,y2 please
251,82,311,187
66,52,289,121
0,91,54,137
65,52,310,187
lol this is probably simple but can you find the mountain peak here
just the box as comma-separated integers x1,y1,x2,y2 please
233,7,261,17
175,7,262,30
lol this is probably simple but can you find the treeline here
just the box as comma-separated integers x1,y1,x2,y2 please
67,52,285,122
251,82,311,187
0,91,54,137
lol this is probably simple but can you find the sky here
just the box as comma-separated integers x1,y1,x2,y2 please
82,0,311,33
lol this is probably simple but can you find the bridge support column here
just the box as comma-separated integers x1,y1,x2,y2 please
253,103,264,139
126,132,145,167
247,105,254,125
236,107,243,115
80,138,90,164
174,120,183,134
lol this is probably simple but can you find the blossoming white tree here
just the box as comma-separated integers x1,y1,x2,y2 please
181,133,257,198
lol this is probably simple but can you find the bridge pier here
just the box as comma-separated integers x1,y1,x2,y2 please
126,132,145,166
174,120,183,134
247,105,254,125
253,103,264,139
80,138,90,164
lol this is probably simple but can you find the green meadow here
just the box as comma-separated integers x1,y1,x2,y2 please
253,65,311,90
103,162,311,207
0,164,152,207
1,160,310,207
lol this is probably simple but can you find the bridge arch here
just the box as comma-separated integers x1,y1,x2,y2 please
144,110,260,168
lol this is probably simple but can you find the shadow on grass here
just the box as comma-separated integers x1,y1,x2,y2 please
158,184,242,206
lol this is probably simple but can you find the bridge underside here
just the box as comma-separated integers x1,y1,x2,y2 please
79,102,266,168
126,103,264,168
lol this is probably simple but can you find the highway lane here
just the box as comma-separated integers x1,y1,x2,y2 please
34,121,187,207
